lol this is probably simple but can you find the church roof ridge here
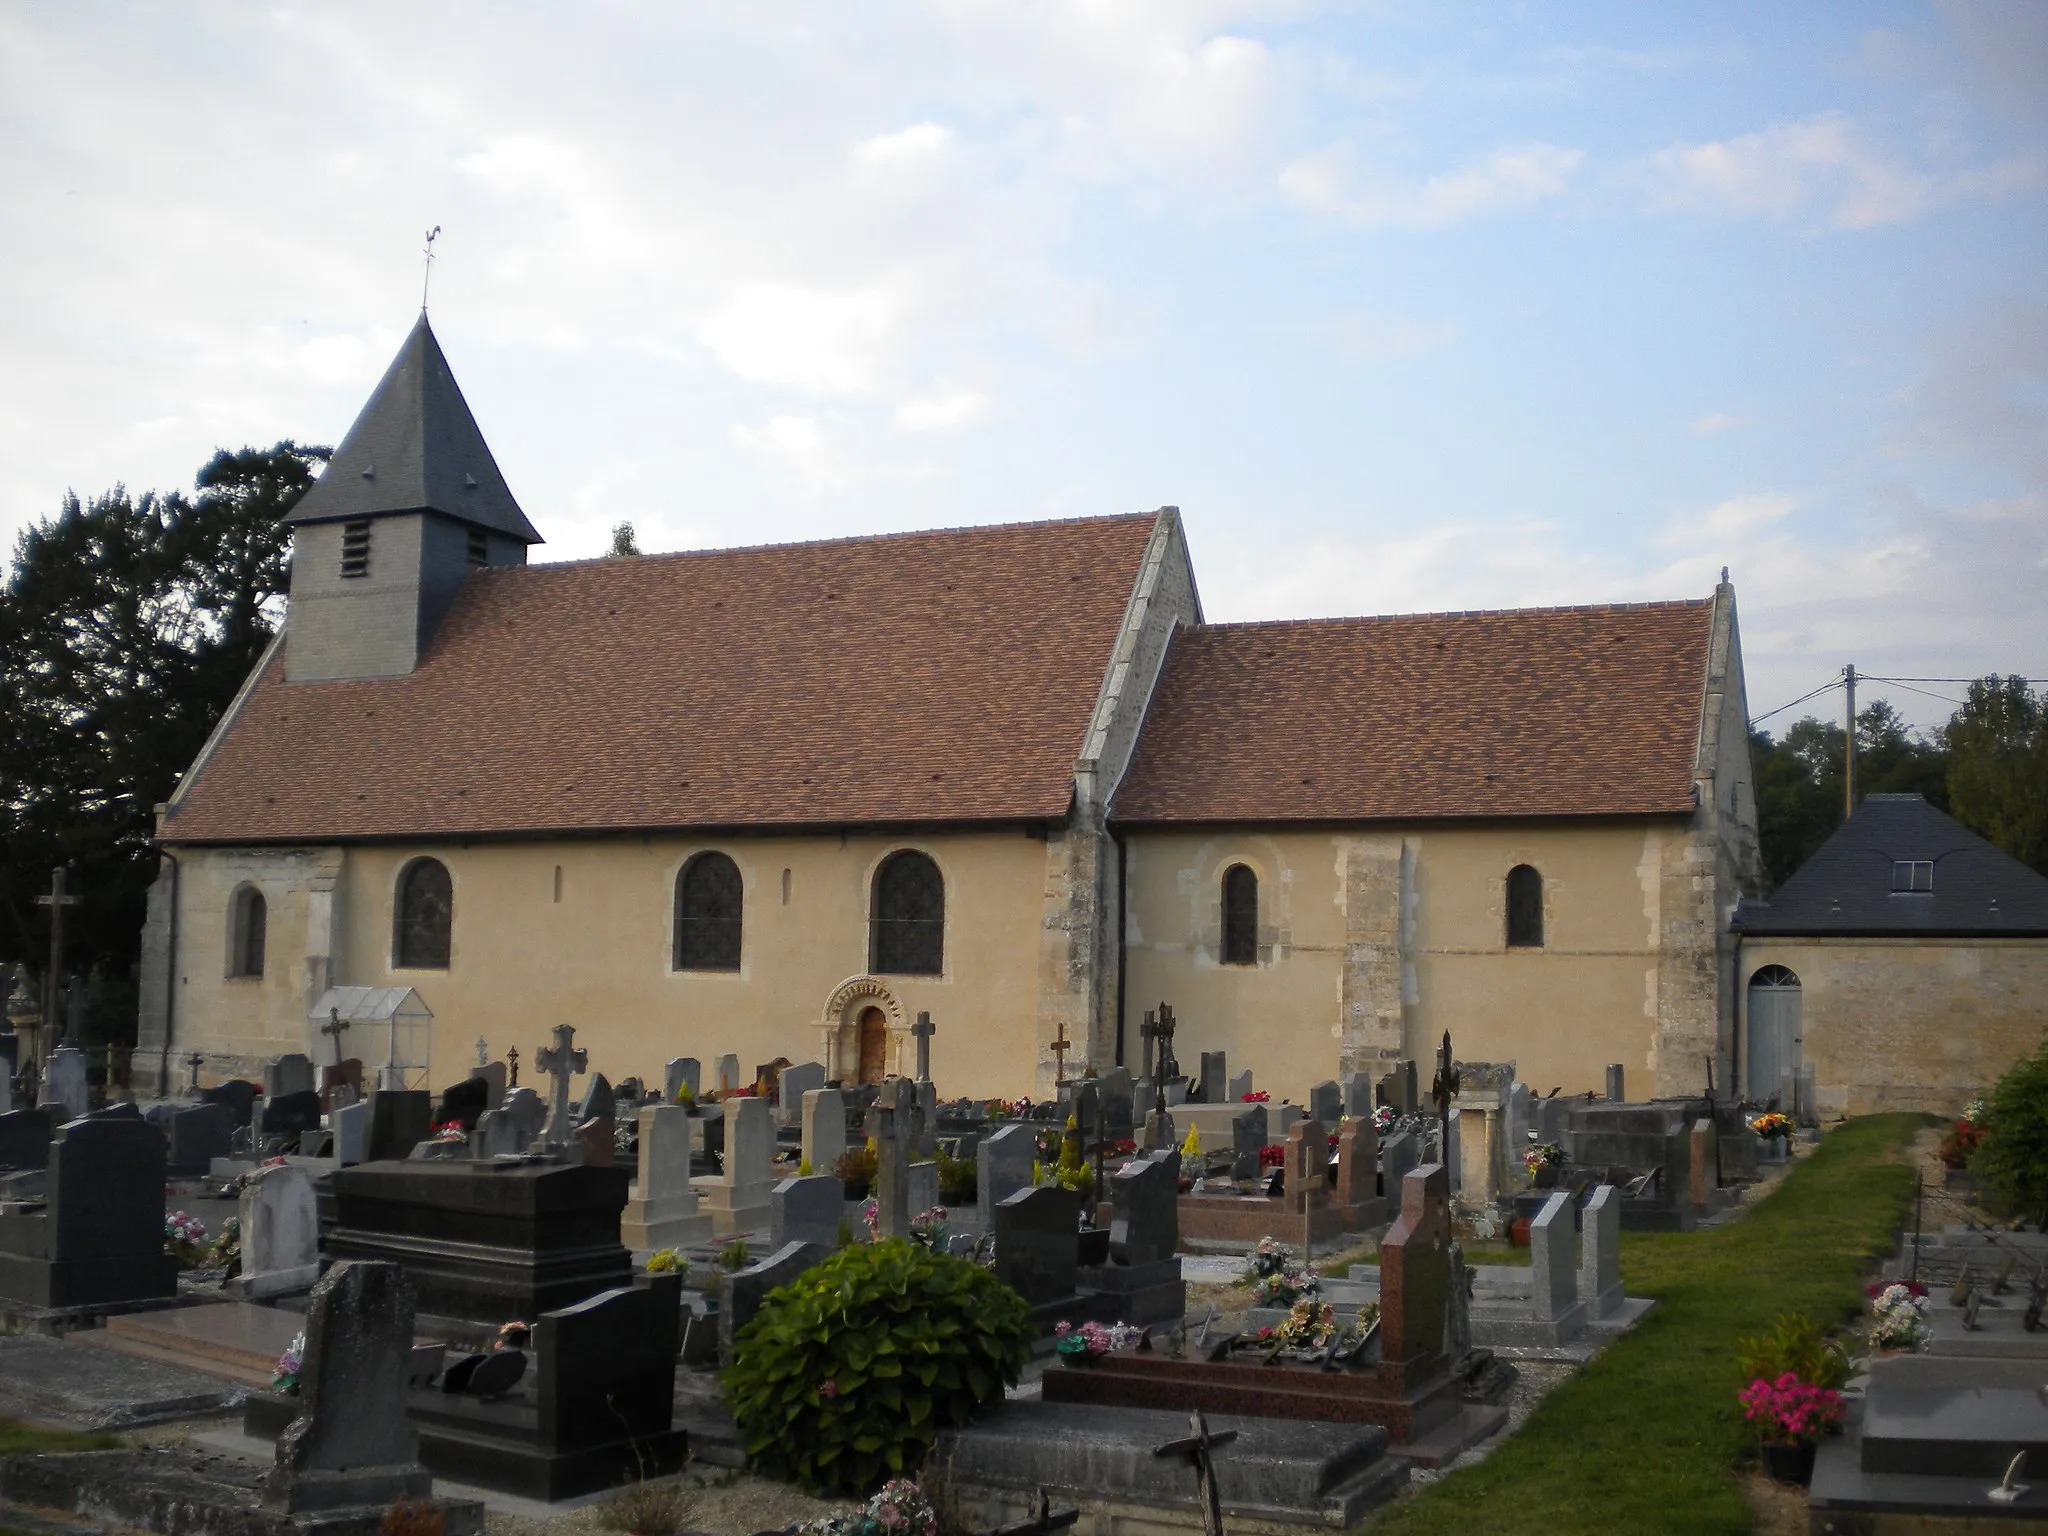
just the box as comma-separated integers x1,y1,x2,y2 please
1191,596,1714,633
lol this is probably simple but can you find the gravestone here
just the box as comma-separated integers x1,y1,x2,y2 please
778,1062,825,1125
320,1059,364,1110
1688,1119,1717,1208
1335,1114,1380,1214
1228,1069,1253,1103
665,1057,700,1103
574,1074,616,1127
979,1122,1037,1227
199,1080,258,1130
1535,1094,1567,1147
333,1100,367,1166
993,1184,1081,1308
574,1116,614,1167
1199,1053,1226,1104
1399,1061,1419,1114
1377,1163,1453,1387
44,1045,89,1120
622,1104,711,1251
233,1163,320,1299
1288,1118,1328,1214
467,1060,507,1111
1528,1191,1585,1335
693,1093,773,1235
365,1090,433,1161
1605,1064,1625,1102
908,1159,940,1218
261,1090,323,1144
0,1110,179,1307
1578,1184,1624,1318
1231,1105,1268,1180
720,1240,830,1363
1342,1073,1373,1120
772,1174,846,1251
1310,1081,1342,1128
435,1077,489,1132
1143,1107,1176,1153
869,1081,915,1240
801,1087,847,1173
475,1086,545,1159
714,1055,741,1095
1098,1067,1136,1141
1506,1084,1532,1174
1109,1151,1178,1265
167,1101,235,1176
0,1108,55,1171
265,1261,431,1513
264,1054,316,1099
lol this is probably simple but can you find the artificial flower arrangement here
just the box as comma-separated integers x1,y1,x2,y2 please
1180,1126,1203,1159
1867,1283,1931,1352
644,1248,682,1274
1750,1112,1794,1141
164,1210,210,1267
1240,1090,1270,1103
1523,1143,1565,1175
794,1478,940,1536
987,1097,1034,1120
1939,1118,1986,1169
1053,1319,1142,1363
1247,1245,1320,1308
1257,1143,1287,1170
1372,1105,1396,1134
1112,1138,1137,1157
908,1206,949,1251
272,1331,305,1396
1254,1299,1378,1353
430,1122,469,1144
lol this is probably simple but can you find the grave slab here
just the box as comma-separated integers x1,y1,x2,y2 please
0,1334,245,1429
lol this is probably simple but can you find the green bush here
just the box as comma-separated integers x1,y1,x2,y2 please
1973,1039,2048,1221
722,1238,1033,1495
1734,1312,1850,1389
936,1148,977,1204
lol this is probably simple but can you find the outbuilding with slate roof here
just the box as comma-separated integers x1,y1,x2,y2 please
136,314,1764,1102
1733,793,2048,1117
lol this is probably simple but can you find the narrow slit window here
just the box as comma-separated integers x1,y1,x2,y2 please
1891,860,1934,893
1506,864,1544,948
466,528,488,566
228,886,266,978
1221,864,1258,966
340,520,372,578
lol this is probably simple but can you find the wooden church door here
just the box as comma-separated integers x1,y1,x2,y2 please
857,1006,889,1083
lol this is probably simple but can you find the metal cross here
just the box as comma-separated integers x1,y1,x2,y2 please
1429,1030,1460,1161
1139,1010,1160,1085
420,224,441,312
1048,1021,1071,1084
184,1051,205,1094
34,867,81,1049
1155,1003,1179,1079
506,1045,519,1087
534,1024,588,1147
1154,1409,1238,1536
911,1011,936,1084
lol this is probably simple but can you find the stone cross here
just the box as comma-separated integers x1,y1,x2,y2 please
911,1011,936,1084
534,1024,588,1148
1429,1030,1459,1164
184,1051,205,1094
1048,1021,1071,1085
34,867,81,1050
1153,1409,1238,1536
475,1036,490,1068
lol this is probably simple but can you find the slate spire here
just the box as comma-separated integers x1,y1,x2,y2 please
284,314,541,544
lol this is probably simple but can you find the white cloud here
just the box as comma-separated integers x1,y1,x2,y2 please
1689,412,1741,436
1689,492,1799,540
894,388,989,433
1640,112,2042,228
732,414,827,465
853,121,957,171
1280,141,1583,227
698,284,904,396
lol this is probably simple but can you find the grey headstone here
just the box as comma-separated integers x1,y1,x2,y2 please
1381,1129,1420,1188
1109,1151,1179,1266
1143,1107,1176,1152
993,1184,1081,1305
237,1163,320,1298
1342,1073,1372,1119
1579,1184,1623,1318
722,1094,774,1194
778,1062,825,1125
714,1055,741,1095
720,1240,829,1363
44,1046,89,1121
1199,1052,1226,1104
665,1058,700,1103
1231,1105,1268,1180
1605,1064,1625,1102
333,1100,367,1166
264,1260,430,1513
365,1090,433,1162
1310,1080,1342,1127
868,1080,914,1239
1536,1095,1567,1146
771,1174,845,1251
574,1073,615,1126
264,1054,316,1099
1528,1191,1581,1326
909,1160,940,1218
801,1087,847,1174
979,1122,1037,1227
1097,1067,1135,1141
1228,1069,1253,1103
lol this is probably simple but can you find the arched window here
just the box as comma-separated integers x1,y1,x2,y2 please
1221,864,1259,966
870,850,944,975
228,886,266,978
394,858,453,969
674,852,743,971
1506,864,1544,948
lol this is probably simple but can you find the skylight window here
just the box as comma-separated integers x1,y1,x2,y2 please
1891,860,1933,893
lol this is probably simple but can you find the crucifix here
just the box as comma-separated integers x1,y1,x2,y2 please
911,1011,936,1084
184,1051,205,1094
1429,1030,1459,1167
534,1024,588,1148
320,1008,350,1070
34,867,81,1057
1048,1021,1071,1085
1153,1409,1238,1536
1139,1010,1159,1085
476,1036,490,1069
1153,1002,1179,1118
506,1045,519,1087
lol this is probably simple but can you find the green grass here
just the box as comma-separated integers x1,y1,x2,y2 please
1364,1114,1929,1536
0,1415,120,1456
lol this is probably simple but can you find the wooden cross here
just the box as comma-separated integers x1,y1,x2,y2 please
1049,1022,1071,1084
34,867,81,1046
911,1011,936,1084
1154,1409,1238,1536
534,1024,588,1147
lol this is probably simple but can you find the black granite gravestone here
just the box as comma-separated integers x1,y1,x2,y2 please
720,1239,831,1362
0,1107,58,1170
198,1080,258,1130
994,1185,1082,1308
260,1090,322,1142
0,1111,178,1308
167,1101,235,1176
366,1090,434,1162
1109,1152,1180,1267
435,1078,489,1132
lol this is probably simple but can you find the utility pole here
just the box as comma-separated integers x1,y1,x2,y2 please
1844,662,1857,820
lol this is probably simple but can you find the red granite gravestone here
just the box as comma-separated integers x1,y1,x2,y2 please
1377,1162,1452,1391
1335,1116,1384,1223
1286,1118,1327,1216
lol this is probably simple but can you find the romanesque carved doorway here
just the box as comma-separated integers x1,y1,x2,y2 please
858,1006,889,1084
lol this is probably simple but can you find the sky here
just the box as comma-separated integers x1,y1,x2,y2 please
2,2,2044,735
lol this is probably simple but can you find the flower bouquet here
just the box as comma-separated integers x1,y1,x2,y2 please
1257,1143,1286,1171
272,1331,305,1395
1250,1266,1319,1309
1523,1142,1565,1187
1938,1118,1985,1170
1750,1112,1793,1140
1053,1319,1117,1366
164,1210,210,1267
1240,1090,1270,1103
1868,1283,1930,1353
1372,1105,1396,1134
1739,1371,1844,1484
908,1205,949,1251
794,1478,940,1536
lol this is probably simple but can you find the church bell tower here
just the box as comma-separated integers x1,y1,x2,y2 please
281,314,541,683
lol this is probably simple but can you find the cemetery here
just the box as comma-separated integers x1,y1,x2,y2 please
0,981,2033,1536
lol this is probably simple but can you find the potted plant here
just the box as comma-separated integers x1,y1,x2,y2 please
1523,1142,1565,1188
834,1140,876,1201
1739,1372,1845,1483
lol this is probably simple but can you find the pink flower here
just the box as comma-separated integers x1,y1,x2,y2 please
820,1377,838,1398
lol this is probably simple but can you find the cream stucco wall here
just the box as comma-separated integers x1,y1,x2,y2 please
1739,937,2048,1118
1120,821,1697,1100
147,831,1056,1099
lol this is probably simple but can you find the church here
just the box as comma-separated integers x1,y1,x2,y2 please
136,315,1762,1104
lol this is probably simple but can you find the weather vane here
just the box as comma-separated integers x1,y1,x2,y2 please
420,225,442,313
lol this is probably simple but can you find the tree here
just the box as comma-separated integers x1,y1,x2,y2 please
1944,675,2048,876
0,442,327,1039
1749,702,1949,889
607,520,641,557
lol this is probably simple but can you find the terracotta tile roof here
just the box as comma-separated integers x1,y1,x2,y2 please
164,513,1160,842
1113,601,1714,824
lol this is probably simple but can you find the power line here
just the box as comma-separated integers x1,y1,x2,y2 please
1750,677,1841,728
1860,674,2048,686
1867,679,1968,708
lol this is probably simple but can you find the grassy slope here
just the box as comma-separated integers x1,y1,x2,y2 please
1365,1114,1927,1536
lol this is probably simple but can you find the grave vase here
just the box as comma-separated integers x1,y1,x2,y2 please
1532,1166,1558,1189
1077,1226,1110,1267
1759,1441,1816,1485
